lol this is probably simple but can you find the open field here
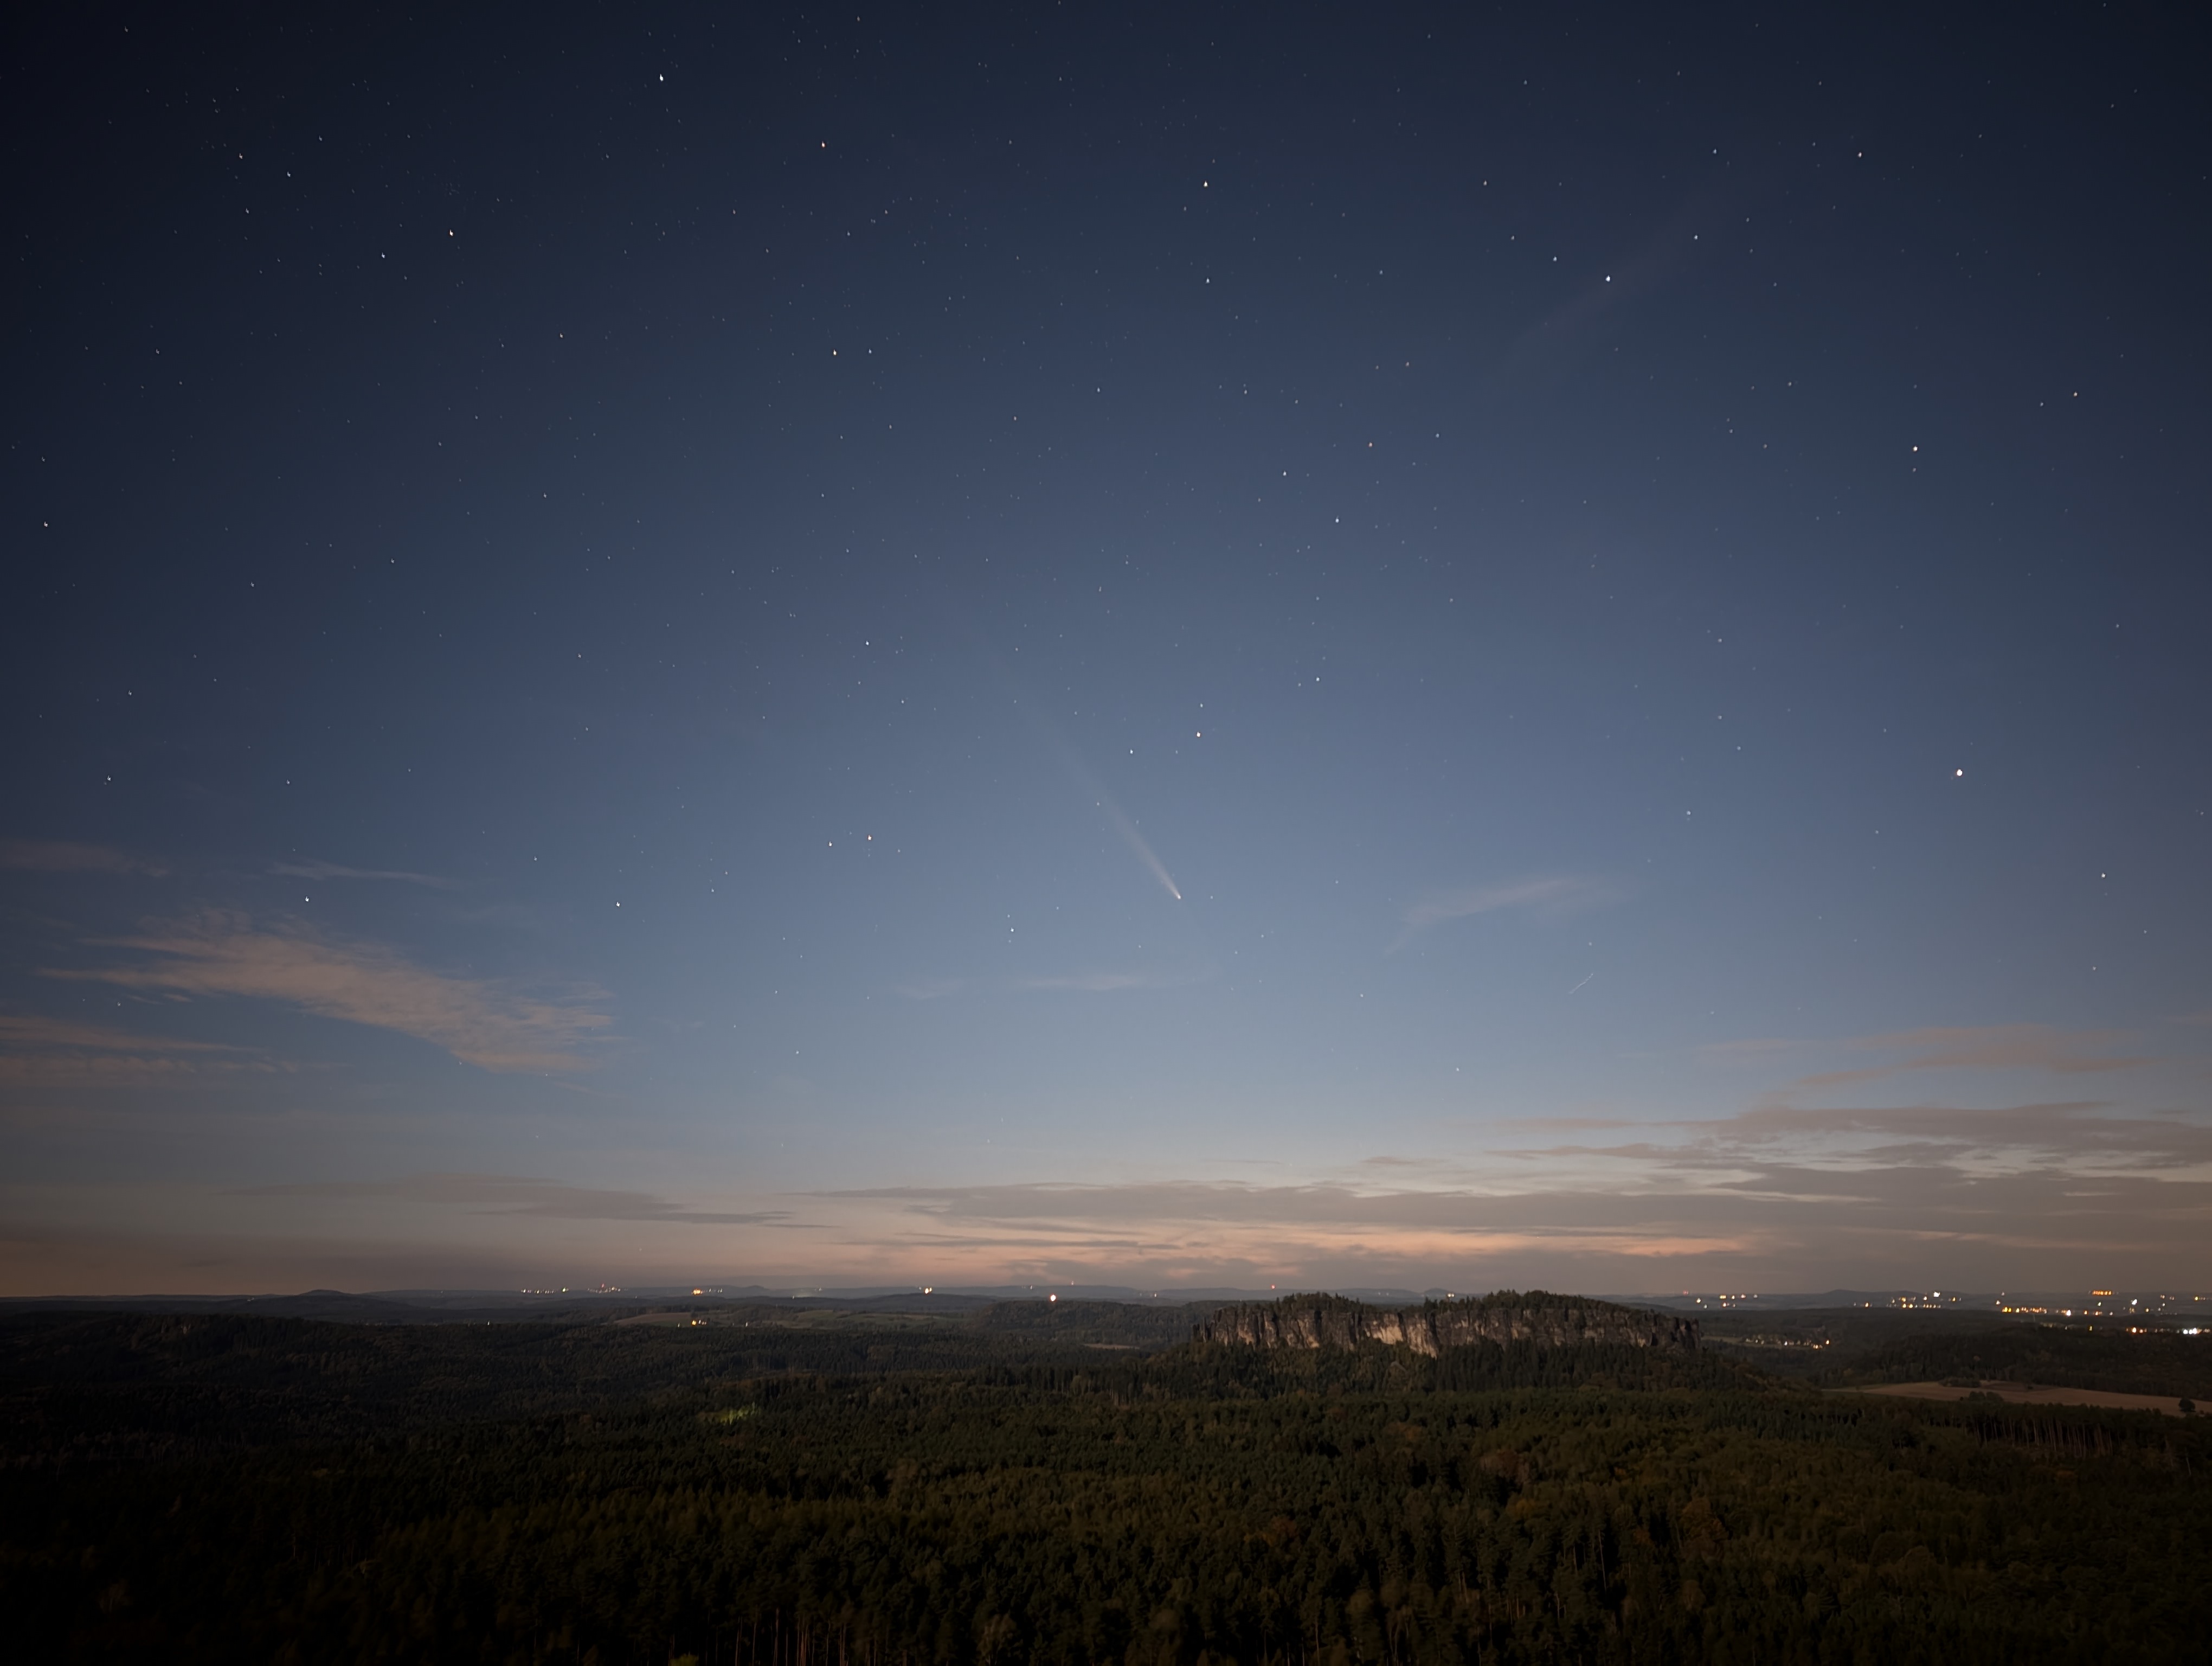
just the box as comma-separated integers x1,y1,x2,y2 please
1857,1380,2195,1417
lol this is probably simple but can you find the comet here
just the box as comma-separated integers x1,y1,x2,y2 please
968,616,1185,903
1048,729,1181,900
1095,792,1182,901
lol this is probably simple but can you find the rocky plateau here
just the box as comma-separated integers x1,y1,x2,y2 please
1197,1294,1699,1356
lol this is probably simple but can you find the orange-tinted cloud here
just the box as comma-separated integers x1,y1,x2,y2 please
45,912,609,1072
1787,1024,2146,1087
814,1180,1759,1281
247,1172,789,1225
0,840,166,876
269,858,458,888
0,1013,268,1088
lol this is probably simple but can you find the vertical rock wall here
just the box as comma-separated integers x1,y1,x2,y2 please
1195,1294,1698,1356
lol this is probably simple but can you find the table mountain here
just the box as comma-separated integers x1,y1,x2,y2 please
1197,1291,1698,1356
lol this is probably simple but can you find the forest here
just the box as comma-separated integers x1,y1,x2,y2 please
2,1292,2207,1664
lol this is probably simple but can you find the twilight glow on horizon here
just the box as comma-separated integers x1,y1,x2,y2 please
4,6,2208,1296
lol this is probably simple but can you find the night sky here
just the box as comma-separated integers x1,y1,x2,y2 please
7,4,2210,1297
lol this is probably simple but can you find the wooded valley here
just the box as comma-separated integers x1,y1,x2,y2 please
3,1293,2204,1663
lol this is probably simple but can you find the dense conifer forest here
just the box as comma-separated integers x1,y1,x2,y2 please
3,1295,2206,1663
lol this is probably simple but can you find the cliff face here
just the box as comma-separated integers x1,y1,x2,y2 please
1197,1295,1698,1356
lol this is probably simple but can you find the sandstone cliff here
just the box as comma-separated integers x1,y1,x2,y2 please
1195,1292,1697,1356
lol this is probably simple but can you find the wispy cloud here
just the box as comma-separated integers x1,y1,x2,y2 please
247,1172,790,1225
818,1179,1755,1273
803,1092,2212,1286
0,1013,269,1087
1705,1024,2149,1090
1017,971,1155,992
0,1015,241,1055
1513,1099,2212,1169
1723,1097,2211,1165
0,840,167,877
1393,875,1607,950
895,978,968,1001
898,970,1187,998
269,858,458,889
1840,1024,2145,1080
43,912,610,1072
803,1015,2211,1281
